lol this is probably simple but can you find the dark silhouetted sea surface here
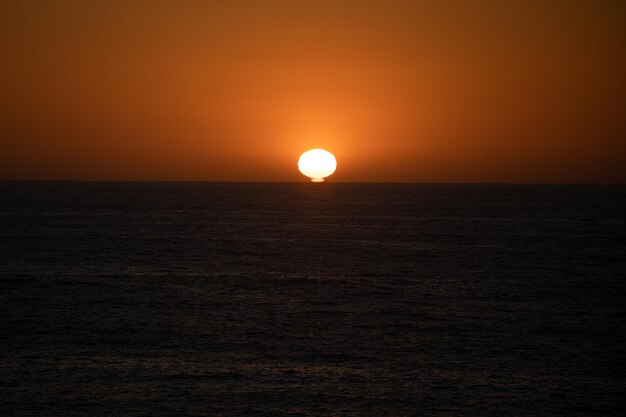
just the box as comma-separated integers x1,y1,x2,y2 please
1,182,625,416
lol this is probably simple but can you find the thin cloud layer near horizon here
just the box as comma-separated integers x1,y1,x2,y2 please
1,0,625,182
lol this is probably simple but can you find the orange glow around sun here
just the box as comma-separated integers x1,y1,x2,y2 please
0,2,624,182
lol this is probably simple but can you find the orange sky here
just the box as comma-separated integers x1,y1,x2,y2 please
1,0,625,182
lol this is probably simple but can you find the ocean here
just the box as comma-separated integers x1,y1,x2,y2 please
1,182,625,416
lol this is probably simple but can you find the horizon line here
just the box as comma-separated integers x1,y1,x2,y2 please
1,180,625,186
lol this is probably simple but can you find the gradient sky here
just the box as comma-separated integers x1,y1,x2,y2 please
1,0,625,182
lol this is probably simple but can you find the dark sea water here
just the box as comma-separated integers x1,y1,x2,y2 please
1,182,625,416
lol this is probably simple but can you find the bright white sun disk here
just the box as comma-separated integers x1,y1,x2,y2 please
298,149,337,182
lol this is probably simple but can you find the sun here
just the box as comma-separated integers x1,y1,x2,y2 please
298,149,337,182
